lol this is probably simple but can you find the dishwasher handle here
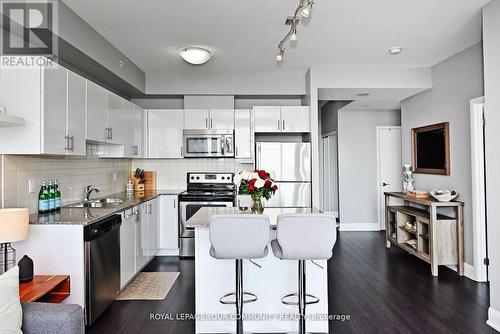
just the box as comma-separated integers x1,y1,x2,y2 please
84,214,122,242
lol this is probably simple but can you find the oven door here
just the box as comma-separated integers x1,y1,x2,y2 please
179,201,234,237
182,130,234,158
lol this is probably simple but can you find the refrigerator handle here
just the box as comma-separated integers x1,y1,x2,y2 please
256,143,261,168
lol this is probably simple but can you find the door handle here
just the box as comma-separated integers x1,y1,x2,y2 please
210,118,213,129
278,120,281,131
64,135,70,151
282,120,285,131
382,183,390,187
69,135,75,151
205,118,208,129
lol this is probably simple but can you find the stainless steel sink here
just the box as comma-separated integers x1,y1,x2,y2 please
65,197,124,209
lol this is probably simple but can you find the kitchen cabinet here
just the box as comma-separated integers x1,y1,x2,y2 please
184,109,234,130
234,109,253,163
86,80,108,142
136,203,149,271
67,71,87,156
254,106,281,132
148,109,184,158
209,109,234,130
158,195,179,255
254,106,310,133
0,65,85,155
107,93,127,145
184,109,209,129
145,199,159,259
281,106,310,132
120,208,138,289
122,101,142,158
132,105,143,157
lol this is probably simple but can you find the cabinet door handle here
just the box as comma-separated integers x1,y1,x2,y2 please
205,118,208,129
109,128,113,140
69,136,75,151
64,135,70,151
235,146,239,156
278,120,281,131
173,199,176,209
282,120,285,131
210,118,213,129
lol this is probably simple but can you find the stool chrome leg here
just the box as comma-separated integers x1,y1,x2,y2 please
298,259,306,334
236,259,243,334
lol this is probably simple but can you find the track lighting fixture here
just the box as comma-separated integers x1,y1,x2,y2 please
274,0,314,62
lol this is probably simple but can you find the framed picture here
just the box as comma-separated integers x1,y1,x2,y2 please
412,122,450,175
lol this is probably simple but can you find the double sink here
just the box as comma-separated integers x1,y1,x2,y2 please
66,197,124,209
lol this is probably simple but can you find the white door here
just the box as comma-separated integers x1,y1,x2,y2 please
86,80,108,142
67,70,86,156
158,195,179,251
132,105,143,157
136,203,149,271
148,109,184,158
122,100,136,157
107,93,126,144
146,199,158,258
254,106,281,132
42,66,67,154
184,109,209,129
209,109,234,129
234,109,253,161
377,127,402,229
281,106,310,132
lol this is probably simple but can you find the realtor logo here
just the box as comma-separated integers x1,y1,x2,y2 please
1,1,55,56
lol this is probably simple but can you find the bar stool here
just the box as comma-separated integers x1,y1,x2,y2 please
271,214,336,334
209,214,270,334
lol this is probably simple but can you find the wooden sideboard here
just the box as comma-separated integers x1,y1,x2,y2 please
384,192,464,277
19,275,70,303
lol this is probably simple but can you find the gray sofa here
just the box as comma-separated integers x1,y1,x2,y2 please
21,302,84,334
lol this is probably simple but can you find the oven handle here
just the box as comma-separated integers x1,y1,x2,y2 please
220,138,225,155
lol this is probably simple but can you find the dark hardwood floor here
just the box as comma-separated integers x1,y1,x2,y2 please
88,232,494,334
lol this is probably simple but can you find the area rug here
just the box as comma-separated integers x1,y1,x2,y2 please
116,272,180,300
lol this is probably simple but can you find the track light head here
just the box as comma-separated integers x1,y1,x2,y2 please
300,6,310,17
276,48,284,62
290,28,298,41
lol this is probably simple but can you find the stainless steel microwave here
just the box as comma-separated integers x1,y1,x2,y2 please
182,130,234,158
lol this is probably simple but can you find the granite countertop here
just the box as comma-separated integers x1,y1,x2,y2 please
29,188,185,226
185,207,323,228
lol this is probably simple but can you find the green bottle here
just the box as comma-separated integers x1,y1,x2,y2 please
48,180,55,212
38,180,50,213
54,179,61,210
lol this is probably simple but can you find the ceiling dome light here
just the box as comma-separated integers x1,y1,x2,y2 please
179,47,212,65
300,6,311,17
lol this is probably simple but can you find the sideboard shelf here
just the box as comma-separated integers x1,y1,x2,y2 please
385,192,464,277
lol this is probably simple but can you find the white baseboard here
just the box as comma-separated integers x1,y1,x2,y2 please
487,307,500,332
156,249,180,256
340,223,381,232
445,263,482,282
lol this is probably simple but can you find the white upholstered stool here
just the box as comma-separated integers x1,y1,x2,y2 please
271,214,336,334
209,214,270,334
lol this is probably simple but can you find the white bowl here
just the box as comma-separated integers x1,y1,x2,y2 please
430,190,458,202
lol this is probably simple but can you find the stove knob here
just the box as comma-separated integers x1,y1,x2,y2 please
191,176,194,180
196,176,200,180
221,176,225,180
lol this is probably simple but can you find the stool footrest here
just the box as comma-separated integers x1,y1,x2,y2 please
281,293,320,306
220,292,258,305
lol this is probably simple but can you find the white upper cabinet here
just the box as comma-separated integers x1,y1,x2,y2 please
281,106,310,132
42,66,67,155
254,106,281,132
148,109,184,158
254,106,310,133
234,109,253,162
86,80,108,142
0,65,85,156
107,93,127,145
131,105,143,157
184,109,210,130
67,70,87,156
209,109,234,130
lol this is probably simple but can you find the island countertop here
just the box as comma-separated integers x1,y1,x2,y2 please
29,188,185,226
186,206,322,228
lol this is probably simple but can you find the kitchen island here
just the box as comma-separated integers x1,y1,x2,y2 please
187,207,334,334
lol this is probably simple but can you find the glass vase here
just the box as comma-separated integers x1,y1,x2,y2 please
250,193,264,214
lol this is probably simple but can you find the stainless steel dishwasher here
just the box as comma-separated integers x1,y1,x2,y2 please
84,214,121,325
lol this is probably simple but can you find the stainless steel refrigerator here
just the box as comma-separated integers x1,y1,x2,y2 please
256,142,311,208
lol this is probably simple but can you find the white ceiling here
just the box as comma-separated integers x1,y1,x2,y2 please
63,0,488,94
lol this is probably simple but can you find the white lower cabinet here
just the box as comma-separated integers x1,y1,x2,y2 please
120,208,138,289
145,199,159,259
157,195,179,255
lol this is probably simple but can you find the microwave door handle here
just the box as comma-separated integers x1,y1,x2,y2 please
220,137,225,155
226,137,231,153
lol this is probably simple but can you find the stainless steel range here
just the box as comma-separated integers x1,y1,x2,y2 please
178,172,235,257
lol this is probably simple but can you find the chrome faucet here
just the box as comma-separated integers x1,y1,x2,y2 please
84,185,100,202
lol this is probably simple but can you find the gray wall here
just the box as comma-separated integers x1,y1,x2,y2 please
338,109,401,229
320,101,351,134
483,0,500,323
400,43,484,266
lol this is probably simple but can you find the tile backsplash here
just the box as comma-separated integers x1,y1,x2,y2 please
1,155,253,213
2,155,131,213
131,158,253,189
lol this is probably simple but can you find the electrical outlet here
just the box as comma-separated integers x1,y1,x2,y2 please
28,179,35,193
